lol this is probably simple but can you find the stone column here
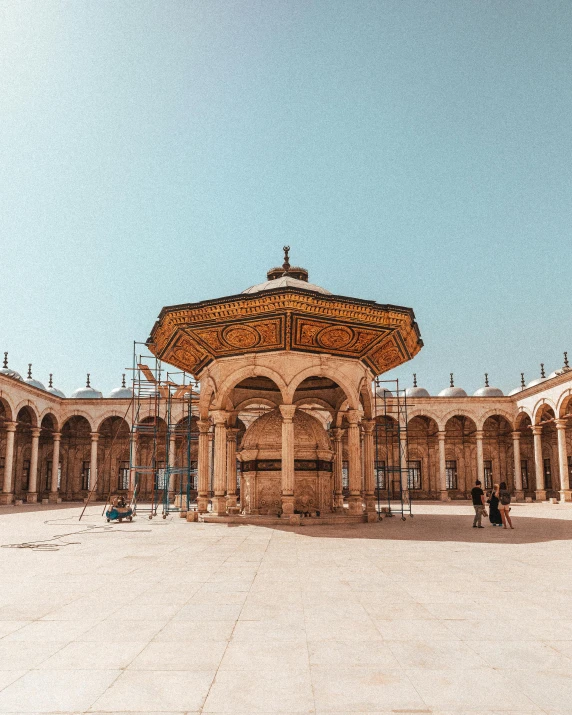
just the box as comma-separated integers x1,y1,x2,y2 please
211,411,228,516
399,430,409,496
362,420,376,512
0,422,17,505
129,432,138,494
226,428,239,512
332,428,344,509
197,419,211,513
347,410,363,515
475,430,484,487
555,419,571,502
89,432,99,493
49,432,61,503
511,431,524,501
532,425,546,501
26,427,41,503
168,433,177,495
438,430,448,501
279,404,296,515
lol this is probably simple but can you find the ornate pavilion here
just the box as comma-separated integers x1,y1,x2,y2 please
1,251,571,513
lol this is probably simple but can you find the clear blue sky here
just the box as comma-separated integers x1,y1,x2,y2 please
1,0,571,397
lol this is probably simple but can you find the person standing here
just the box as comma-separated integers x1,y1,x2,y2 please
498,481,514,529
487,483,503,526
471,480,486,528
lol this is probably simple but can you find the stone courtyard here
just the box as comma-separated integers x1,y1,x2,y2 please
1,504,572,714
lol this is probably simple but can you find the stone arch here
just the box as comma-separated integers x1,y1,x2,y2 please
96,411,133,433
476,408,515,431
515,408,533,429
234,397,278,413
533,399,557,425
0,395,15,422
557,389,572,418
294,397,335,415
358,375,374,419
14,401,39,427
40,411,59,432
438,409,479,432
285,366,360,409
213,366,288,412
198,375,218,420
60,410,96,432
407,409,442,427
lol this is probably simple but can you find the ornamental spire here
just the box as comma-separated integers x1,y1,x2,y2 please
484,373,489,387
27,364,32,379
3,352,7,369
413,373,417,387
86,373,91,388
449,373,454,387
282,245,291,271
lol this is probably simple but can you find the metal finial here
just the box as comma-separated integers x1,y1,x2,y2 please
450,373,454,387
520,372,525,388
86,373,91,388
121,374,126,388
540,363,545,378
565,352,569,369
413,373,417,387
282,245,291,271
49,374,53,388
27,364,32,379
484,373,489,387
2,352,7,369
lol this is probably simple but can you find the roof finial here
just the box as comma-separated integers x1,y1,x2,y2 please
540,363,545,378
282,245,291,271
564,351,569,369
27,363,32,379
450,373,454,387
3,352,7,369
121,374,126,388
413,373,417,388
520,372,525,388
49,374,53,388
86,373,91,388
484,373,489,387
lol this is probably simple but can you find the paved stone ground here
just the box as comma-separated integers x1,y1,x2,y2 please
0,501,571,714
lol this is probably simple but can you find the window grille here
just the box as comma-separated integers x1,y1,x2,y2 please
0,456,4,473
483,460,493,490
375,460,386,491
543,458,552,490
407,460,422,490
342,461,349,489
22,459,31,490
81,461,90,490
154,462,167,490
521,459,529,490
446,460,457,490
118,461,129,490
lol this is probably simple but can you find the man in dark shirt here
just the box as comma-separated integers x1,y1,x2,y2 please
471,480,485,528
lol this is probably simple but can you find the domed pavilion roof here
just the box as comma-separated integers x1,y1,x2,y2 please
147,248,423,378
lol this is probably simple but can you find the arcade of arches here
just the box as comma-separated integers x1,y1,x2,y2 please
1,368,571,510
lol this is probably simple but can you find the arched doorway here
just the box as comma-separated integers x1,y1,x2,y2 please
443,415,478,497
60,416,92,500
407,415,440,499
97,417,130,499
482,415,513,491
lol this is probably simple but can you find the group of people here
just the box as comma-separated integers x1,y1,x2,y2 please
471,480,514,529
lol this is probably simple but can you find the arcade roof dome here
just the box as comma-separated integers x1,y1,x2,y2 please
241,408,330,452
438,374,466,397
71,375,103,399
108,375,132,399
406,386,430,397
474,386,504,397
0,353,22,380
24,365,45,391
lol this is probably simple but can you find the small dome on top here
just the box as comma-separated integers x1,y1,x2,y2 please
527,363,547,389
405,374,430,398
108,374,132,399
438,373,467,397
24,364,46,391
508,387,524,396
0,352,22,380
473,374,504,397
373,383,393,399
47,374,65,398
242,246,331,295
549,352,571,379
71,374,103,399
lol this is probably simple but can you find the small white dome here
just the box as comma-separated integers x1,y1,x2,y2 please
242,276,331,295
23,365,45,391
473,386,504,397
109,386,132,399
373,385,393,399
0,367,22,380
508,387,524,396
438,386,468,397
527,377,546,388
406,386,430,397
71,375,102,399
548,368,571,379
47,386,66,398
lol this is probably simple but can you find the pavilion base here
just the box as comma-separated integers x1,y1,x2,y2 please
199,512,368,527
535,490,547,502
559,490,572,502
0,493,13,505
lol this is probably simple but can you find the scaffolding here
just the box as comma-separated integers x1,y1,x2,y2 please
373,377,413,520
129,342,198,519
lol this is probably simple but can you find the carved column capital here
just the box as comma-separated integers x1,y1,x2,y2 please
30,427,41,439
554,418,568,431
90,432,99,442
511,430,521,440
279,404,297,421
4,421,17,433
361,419,375,435
197,419,211,434
347,409,360,425
331,428,344,441
474,430,484,440
210,410,229,425
532,425,543,436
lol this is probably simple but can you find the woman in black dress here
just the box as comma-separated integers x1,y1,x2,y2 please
487,483,503,526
